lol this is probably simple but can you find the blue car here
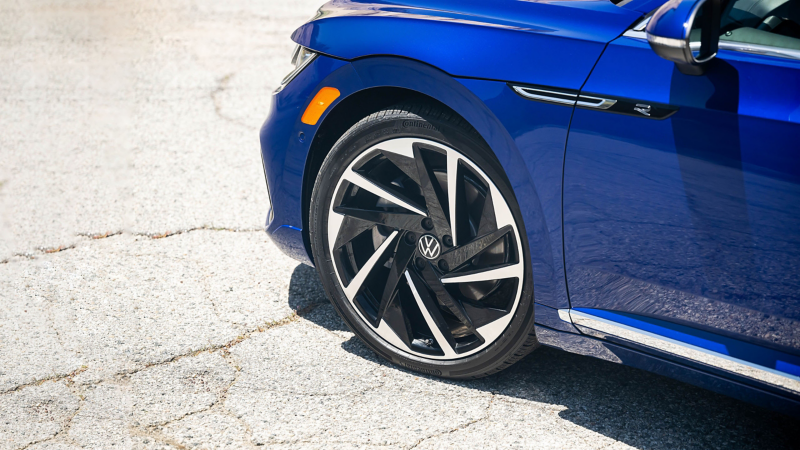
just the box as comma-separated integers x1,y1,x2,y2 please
260,0,800,416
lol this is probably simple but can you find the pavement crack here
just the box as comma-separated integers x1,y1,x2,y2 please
265,439,401,448
1,227,262,264
83,304,321,388
407,393,495,449
217,352,261,449
128,425,190,450
148,350,243,430
1,365,89,395
3,304,317,395
17,380,86,450
137,226,262,239
211,72,258,131
76,230,124,240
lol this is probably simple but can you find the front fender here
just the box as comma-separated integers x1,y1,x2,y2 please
263,55,571,310
292,0,642,89
348,57,569,310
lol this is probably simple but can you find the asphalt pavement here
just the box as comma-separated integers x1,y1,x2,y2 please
1,1,798,449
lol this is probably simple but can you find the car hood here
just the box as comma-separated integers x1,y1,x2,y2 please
291,0,648,88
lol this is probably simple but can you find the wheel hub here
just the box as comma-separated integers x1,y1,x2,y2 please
418,234,441,259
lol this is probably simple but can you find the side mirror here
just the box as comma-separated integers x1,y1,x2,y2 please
646,0,721,75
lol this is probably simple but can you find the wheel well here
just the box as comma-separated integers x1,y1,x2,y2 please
300,87,479,264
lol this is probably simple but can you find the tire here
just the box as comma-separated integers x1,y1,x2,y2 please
309,102,538,379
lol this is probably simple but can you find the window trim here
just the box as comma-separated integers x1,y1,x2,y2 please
623,16,800,62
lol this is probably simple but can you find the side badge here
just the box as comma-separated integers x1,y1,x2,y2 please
634,103,652,116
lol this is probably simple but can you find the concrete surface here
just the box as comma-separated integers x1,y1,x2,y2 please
0,1,798,449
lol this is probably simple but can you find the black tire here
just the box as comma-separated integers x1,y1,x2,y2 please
309,102,538,379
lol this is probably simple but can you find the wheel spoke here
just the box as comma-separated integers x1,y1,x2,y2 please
376,234,416,325
476,187,497,237
462,302,509,328
405,270,457,358
439,225,513,270
342,231,399,301
332,215,376,250
333,206,427,235
381,150,421,186
342,170,426,216
440,263,521,284
377,296,414,346
413,146,451,239
447,152,461,246
418,262,479,338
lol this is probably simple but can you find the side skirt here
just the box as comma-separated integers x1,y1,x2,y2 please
557,308,800,398
536,324,800,417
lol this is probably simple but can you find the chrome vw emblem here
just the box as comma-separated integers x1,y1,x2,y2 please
418,234,441,260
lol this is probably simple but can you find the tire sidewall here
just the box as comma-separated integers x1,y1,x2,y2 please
309,110,535,378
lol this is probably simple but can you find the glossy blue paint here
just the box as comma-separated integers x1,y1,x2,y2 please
575,308,800,378
260,56,361,265
621,0,669,14
563,32,800,358
457,78,572,310
292,0,642,89
646,0,701,41
260,0,800,414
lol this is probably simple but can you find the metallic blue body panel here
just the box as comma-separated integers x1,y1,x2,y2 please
646,0,701,40
621,0,668,13
563,33,800,367
262,57,351,229
260,0,800,414
292,0,642,89
457,78,573,310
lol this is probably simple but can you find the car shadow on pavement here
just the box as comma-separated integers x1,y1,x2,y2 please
287,265,799,449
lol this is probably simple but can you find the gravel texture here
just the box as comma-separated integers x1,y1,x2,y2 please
1,1,799,449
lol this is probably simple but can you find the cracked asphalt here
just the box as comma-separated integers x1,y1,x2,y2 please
1,1,798,449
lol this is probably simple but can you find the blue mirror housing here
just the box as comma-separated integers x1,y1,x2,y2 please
646,0,721,75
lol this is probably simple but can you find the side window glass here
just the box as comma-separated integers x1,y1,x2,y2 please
720,0,800,50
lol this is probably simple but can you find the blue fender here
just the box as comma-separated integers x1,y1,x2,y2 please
342,56,569,310
292,0,643,89
261,54,574,309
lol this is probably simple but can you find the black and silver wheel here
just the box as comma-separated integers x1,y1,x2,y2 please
310,103,537,378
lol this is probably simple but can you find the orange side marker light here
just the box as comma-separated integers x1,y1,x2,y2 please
301,87,340,125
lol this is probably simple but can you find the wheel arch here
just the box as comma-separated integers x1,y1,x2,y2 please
301,56,543,271
301,86,455,263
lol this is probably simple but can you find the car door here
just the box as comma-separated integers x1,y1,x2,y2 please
561,6,800,387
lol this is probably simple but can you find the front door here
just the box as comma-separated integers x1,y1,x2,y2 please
562,11,800,368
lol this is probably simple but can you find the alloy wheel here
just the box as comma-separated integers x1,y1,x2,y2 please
326,137,524,360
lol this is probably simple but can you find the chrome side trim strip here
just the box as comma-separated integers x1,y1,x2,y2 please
557,308,800,393
511,86,576,106
623,29,646,39
512,86,617,110
631,16,650,32
719,41,800,61
557,308,572,323
576,94,617,110
623,17,800,62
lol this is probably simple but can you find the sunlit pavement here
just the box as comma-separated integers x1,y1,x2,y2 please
0,2,797,449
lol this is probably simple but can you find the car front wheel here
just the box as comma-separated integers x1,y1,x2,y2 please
309,103,538,378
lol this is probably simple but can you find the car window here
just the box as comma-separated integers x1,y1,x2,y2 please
720,0,800,50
